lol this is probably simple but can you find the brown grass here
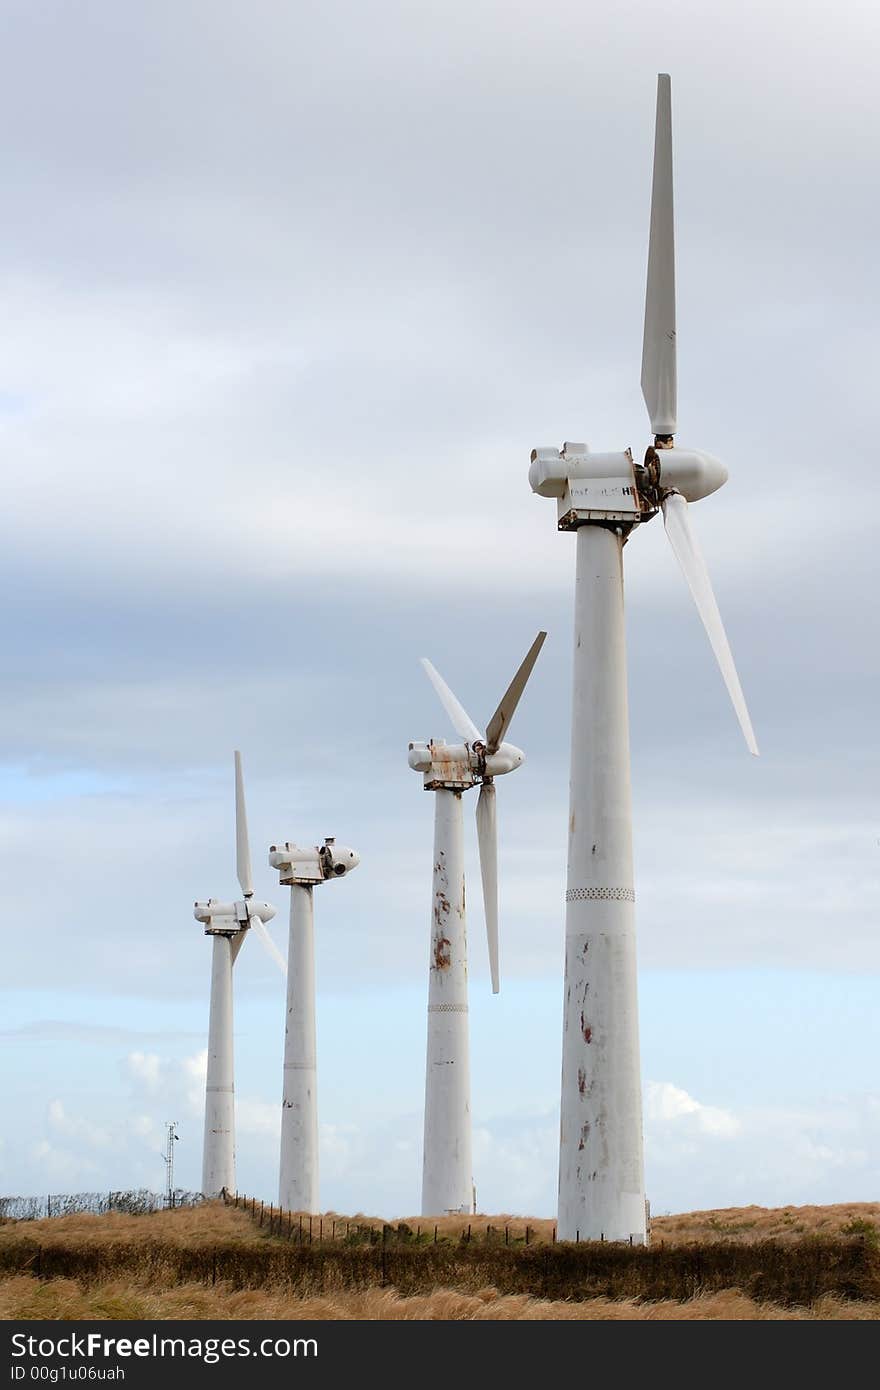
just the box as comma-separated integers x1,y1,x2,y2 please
6,1200,875,1252
382,1202,880,1247
650,1202,880,1246
0,1203,261,1250
2,1201,878,1321
1,1274,878,1320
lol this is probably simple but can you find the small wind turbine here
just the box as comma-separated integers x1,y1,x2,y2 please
409,632,546,1216
528,74,757,1243
269,834,360,1214
194,751,280,1198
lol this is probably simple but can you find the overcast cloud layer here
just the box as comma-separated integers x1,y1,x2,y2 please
1,0,878,1214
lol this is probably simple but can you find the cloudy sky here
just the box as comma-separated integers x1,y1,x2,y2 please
1,0,878,1218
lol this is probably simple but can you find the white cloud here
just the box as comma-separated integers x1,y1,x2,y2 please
236,1098,279,1140
645,1082,740,1138
125,1052,162,1093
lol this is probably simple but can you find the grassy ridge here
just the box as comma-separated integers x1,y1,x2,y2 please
2,1202,878,1319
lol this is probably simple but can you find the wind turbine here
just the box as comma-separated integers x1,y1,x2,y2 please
194,751,280,1198
409,632,546,1216
269,834,360,1214
528,74,758,1244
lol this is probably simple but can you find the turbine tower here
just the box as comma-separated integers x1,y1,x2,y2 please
194,751,281,1198
409,633,546,1216
528,74,758,1244
270,834,360,1214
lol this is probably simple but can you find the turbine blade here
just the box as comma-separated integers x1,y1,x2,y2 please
641,73,677,437
662,491,759,756
484,632,547,755
250,915,287,976
234,750,254,897
475,782,500,994
420,658,482,743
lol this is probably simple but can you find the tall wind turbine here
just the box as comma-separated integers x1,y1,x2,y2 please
409,633,546,1216
269,834,360,1214
528,74,758,1244
194,751,280,1198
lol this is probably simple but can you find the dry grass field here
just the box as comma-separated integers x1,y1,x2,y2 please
2,1275,879,1320
1,1200,878,1321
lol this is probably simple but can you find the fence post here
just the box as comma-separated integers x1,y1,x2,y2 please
525,1225,530,1245
552,1226,557,1243
434,1225,438,1244
259,1201,264,1226
309,1216,313,1245
505,1226,509,1246
319,1218,323,1242
381,1224,387,1287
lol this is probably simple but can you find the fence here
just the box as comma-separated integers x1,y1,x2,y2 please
0,1190,205,1221
225,1191,552,1248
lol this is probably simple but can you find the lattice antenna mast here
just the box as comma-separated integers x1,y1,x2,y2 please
164,1121,178,1208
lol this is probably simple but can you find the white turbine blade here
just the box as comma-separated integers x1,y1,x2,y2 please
250,915,287,976
234,750,254,898
484,631,547,754
641,72,677,437
662,492,759,756
420,658,482,743
475,782,500,994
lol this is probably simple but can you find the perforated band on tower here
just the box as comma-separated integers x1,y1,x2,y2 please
427,1003,469,1013
565,886,635,902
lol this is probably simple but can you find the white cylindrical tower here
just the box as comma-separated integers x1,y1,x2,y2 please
558,524,646,1244
421,787,473,1216
202,933,236,1198
278,883,319,1214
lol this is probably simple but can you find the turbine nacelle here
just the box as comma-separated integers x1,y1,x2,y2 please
194,897,277,934
269,837,361,886
529,441,728,529
407,738,525,785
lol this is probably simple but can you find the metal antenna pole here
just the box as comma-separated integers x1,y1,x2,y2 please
164,1121,178,1208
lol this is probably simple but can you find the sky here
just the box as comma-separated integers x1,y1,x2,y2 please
0,0,878,1219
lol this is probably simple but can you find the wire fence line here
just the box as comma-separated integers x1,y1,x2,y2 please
0,1190,205,1220
225,1191,551,1249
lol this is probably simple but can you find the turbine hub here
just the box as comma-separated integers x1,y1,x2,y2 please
642,445,728,504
